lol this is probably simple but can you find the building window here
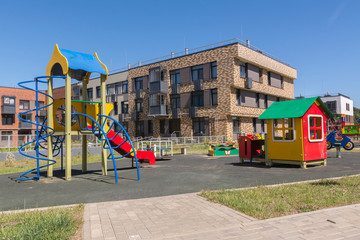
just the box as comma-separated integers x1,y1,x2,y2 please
191,91,204,107
160,119,165,134
135,121,144,137
309,115,323,142
115,83,120,95
148,120,153,134
3,96,15,105
121,101,129,114
122,81,128,93
1,131,12,142
236,89,241,106
191,65,203,81
273,118,295,141
211,89,218,106
232,117,239,133
325,101,336,113
253,118,257,133
106,85,111,96
268,72,271,85
239,62,246,78
170,95,180,109
261,120,265,132
193,117,206,136
38,101,44,108
281,76,284,89
256,93,260,108
264,95,268,108
277,97,280,102
96,86,101,98
2,114,14,125
87,88,93,100
259,69,262,82
135,77,143,90
19,100,30,110
211,62,217,79
136,100,143,112
346,103,350,111
114,102,118,115
170,70,180,84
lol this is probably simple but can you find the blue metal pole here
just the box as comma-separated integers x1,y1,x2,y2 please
35,78,40,179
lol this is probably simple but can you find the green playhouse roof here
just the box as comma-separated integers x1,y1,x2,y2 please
258,97,334,120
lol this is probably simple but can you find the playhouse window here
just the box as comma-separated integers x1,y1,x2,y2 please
273,118,294,141
308,115,323,142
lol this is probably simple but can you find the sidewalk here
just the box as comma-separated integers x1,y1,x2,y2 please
82,193,360,240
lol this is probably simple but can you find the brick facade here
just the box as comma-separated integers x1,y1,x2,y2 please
127,43,297,139
0,86,46,146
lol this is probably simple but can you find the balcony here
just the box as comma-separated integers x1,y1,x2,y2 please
150,81,168,94
189,106,198,118
171,84,180,94
172,108,180,119
2,105,15,114
149,104,167,116
19,121,33,129
193,80,203,91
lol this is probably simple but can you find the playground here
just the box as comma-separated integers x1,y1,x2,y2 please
1,151,360,211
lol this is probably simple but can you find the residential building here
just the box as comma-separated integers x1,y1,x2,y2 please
86,71,129,131
0,86,46,146
126,39,297,139
320,93,354,125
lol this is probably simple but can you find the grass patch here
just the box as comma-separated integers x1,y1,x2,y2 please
0,153,103,175
0,205,83,240
200,175,360,219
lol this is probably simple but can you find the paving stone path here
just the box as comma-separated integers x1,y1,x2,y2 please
83,193,360,240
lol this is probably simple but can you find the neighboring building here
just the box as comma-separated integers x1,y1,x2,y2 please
53,82,82,100
86,71,129,131
0,86,46,146
320,93,354,125
126,39,297,139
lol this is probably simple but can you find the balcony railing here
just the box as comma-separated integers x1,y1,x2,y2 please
105,38,293,76
150,81,168,94
2,105,15,114
19,121,33,129
149,105,167,116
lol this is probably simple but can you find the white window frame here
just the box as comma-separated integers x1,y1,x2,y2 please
272,118,296,142
308,114,324,142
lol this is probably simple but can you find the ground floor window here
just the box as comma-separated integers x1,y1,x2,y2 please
1,131,12,142
193,117,208,136
232,117,239,133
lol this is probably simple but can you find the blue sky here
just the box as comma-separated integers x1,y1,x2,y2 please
1,0,359,106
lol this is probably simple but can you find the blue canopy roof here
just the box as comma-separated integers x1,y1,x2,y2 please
59,48,107,75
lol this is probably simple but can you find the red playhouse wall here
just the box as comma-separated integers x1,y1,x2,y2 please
302,103,328,161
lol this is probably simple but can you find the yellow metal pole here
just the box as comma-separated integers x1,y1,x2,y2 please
65,72,72,180
100,74,107,175
47,77,53,177
82,79,88,173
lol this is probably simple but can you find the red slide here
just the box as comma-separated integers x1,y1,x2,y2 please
106,130,155,165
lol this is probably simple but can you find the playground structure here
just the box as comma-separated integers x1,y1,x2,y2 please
240,97,333,168
18,45,155,183
208,142,239,156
